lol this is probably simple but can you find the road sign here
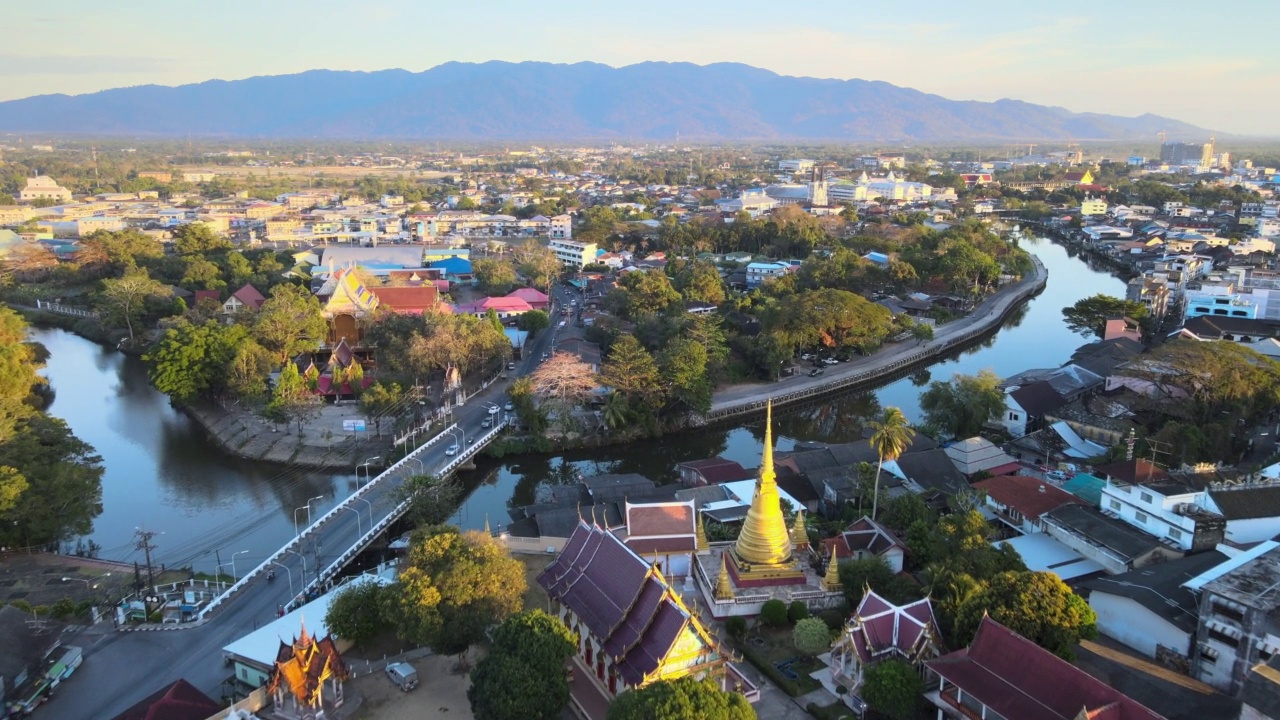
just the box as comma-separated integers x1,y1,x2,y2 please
343,419,367,432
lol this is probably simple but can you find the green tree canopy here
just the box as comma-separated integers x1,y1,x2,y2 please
144,320,249,403
173,223,232,255
599,334,663,410
358,381,403,437
953,570,1097,658
517,309,551,333
607,677,756,720
919,369,1005,439
0,414,104,548
1062,293,1148,339
390,526,526,666
98,268,172,341
613,270,682,318
513,240,561,291
323,579,389,649
671,259,726,305
252,283,327,361
660,338,712,414
861,659,924,720
468,609,577,720
473,258,519,295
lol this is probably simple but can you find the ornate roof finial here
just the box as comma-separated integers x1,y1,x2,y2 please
696,513,710,553
733,399,793,567
791,509,807,550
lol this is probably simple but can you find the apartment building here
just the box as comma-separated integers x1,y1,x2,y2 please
19,176,72,204
549,239,598,269
1188,542,1280,695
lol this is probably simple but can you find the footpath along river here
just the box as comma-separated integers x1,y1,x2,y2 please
34,235,1125,566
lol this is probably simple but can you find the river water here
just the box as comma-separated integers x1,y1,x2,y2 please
34,236,1125,566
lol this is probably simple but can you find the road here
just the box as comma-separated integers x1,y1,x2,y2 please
39,302,568,720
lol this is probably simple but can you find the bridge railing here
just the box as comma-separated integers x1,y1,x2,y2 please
302,417,511,595
197,423,459,620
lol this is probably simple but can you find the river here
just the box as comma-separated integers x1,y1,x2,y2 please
34,236,1125,566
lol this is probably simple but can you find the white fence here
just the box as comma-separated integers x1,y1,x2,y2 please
34,299,98,318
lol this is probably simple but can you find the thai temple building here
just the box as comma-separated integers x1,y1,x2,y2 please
538,519,759,719
828,591,942,695
266,621,349,718
693,400,844,618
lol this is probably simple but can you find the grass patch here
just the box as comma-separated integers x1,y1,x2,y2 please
735,627,824,697
515,553,555,613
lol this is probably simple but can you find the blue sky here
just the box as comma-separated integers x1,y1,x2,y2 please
5,1,1276,135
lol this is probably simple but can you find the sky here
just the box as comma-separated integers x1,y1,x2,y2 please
4,1,1277,136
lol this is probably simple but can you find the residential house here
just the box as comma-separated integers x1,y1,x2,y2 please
925,616,1164,720
745,261,790,289
619,500,698,579
506,287,549,311
1002,380,1068,437
1098,462,1227,553
1041,504,1183,575
820,517,908,573
222,283,265,314
550,214,572,239
453,296,534,319
974,474,1082,535
1082,550,1228,663
678,458,753,488
1179,315,1280,359
943,437,1020,478
1204,484,1280,546
1189,542,1280,694
828,592,941,695
537,521,755,718
1045,396,1140,448
1069,336,1144,378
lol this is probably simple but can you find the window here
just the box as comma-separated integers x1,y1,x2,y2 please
1140,492,1153,504
1109,499,1122,512
1208,628,1239,648
1135,511,1148,524
1168,527,1183,541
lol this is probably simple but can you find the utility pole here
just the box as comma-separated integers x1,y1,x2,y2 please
135,528,159,592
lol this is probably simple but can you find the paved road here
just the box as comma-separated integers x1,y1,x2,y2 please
709,256,1048,412
40,327,551,720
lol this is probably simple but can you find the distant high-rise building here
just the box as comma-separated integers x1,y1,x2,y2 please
1160,140,1214,166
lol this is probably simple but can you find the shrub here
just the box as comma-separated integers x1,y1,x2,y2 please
793,617,832,657
725,616,747,639
819,608,846,631
760,599,788,628
787,600,810,624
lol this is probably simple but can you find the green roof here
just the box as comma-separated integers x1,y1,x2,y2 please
1063,473,1106,506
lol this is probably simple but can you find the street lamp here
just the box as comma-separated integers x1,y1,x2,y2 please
231,550,250,580
356,456,382,486
354,496,375,531
293,495,324,537
268,560,295,598
342,505,363,536
284,549,309,587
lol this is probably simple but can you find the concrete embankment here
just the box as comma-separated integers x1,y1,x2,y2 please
183,403,383,469
701,254,1049,425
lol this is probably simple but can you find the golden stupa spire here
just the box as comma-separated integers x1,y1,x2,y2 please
714,554,735,600
696,513,710,553
824,553,841,591
733,400,794,567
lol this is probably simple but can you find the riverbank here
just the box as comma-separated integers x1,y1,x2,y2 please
184,402,389,469
702,253,1049,423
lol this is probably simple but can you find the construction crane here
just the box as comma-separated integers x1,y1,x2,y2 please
1157,131,1167,144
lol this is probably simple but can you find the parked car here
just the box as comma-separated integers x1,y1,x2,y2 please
809,368,825,377
445,444,459,456
822,357,839,365
386,662,419,692
504,402,514,411
507,362,516,370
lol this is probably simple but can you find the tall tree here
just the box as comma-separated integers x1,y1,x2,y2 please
529,352,598,413
0,414,104,548
660,339,712,414
468,610,577,720
607,677,756,720
473,258,519,295
868,407,915,521
861,659,924,720
1062,294,1148,338
99,269,172,341
919,370,1005,439
144,320,248,403
513,240,561,292
358,381,403,437
252,283,327,361
323,580,388,649
613,270,681,318
953,571,1097,659
598,335,662,408
173,223,232,255
76,229,164,275
265,360,318,433
390,526,526,669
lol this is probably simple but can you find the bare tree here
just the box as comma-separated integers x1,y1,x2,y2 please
529,351,597,410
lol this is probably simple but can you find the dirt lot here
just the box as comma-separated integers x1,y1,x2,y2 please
0,552,189,610
347,654,474,720
517,553,554,612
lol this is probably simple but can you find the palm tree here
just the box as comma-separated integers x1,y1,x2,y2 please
602,391,629,430
868,407,915,522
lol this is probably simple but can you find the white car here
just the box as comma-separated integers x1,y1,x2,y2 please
800,353,814,360
445,444,459,456
504,402,513,411
822,357,839,365
487,405,500,415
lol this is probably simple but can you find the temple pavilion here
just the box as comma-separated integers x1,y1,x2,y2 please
267,620,348,720
693,400,844,619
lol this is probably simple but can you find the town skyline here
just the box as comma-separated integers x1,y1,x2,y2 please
5,1,1278,136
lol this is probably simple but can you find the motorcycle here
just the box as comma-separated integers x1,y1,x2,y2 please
267,570,275,582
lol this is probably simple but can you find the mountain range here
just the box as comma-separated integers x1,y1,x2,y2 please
0,61,1209,142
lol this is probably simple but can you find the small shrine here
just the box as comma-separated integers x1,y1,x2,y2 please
694,400,844,618
267,620,349,719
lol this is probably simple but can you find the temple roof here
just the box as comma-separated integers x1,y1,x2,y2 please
538,521,722,687
843,591,940,664
109,678,223,720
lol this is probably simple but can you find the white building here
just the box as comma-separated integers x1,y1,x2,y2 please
745,261,790,289
19,176,72,204
550,214,572,240
778,159,815,174
549,238,597,269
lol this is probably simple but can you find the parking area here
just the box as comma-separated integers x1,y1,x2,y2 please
347,654,474,720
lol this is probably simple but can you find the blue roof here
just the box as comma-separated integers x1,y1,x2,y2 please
429,257,472,273
1062,473,1106,506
